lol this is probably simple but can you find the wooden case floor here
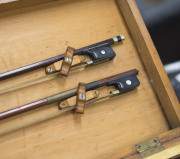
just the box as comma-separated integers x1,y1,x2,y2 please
0,0,169,158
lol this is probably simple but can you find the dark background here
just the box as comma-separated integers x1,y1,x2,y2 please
135,0,180,101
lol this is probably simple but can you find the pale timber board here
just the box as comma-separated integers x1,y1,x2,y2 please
0,0,170,159
146,145,180,159
0,0,58,13
118,0,180,128
106,127,180,159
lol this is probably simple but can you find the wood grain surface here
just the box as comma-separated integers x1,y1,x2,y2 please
0,0,58,13
0,0,173,158
118,0,180,129
105,127,180,159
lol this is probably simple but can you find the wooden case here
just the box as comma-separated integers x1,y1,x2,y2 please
0,0,180,158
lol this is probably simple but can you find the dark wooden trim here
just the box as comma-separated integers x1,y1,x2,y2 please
0,37,115,80
0,99,48,120
0,69,138,120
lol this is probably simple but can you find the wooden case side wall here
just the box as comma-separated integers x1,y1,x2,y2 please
0,0,58,13
117,0,180,128
105,127,180,159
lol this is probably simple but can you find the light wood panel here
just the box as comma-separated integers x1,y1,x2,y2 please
0,0,58,13
118,0,180,128
0,0,171,158
107,127,180,159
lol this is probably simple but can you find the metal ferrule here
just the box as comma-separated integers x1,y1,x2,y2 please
47,88,77,104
